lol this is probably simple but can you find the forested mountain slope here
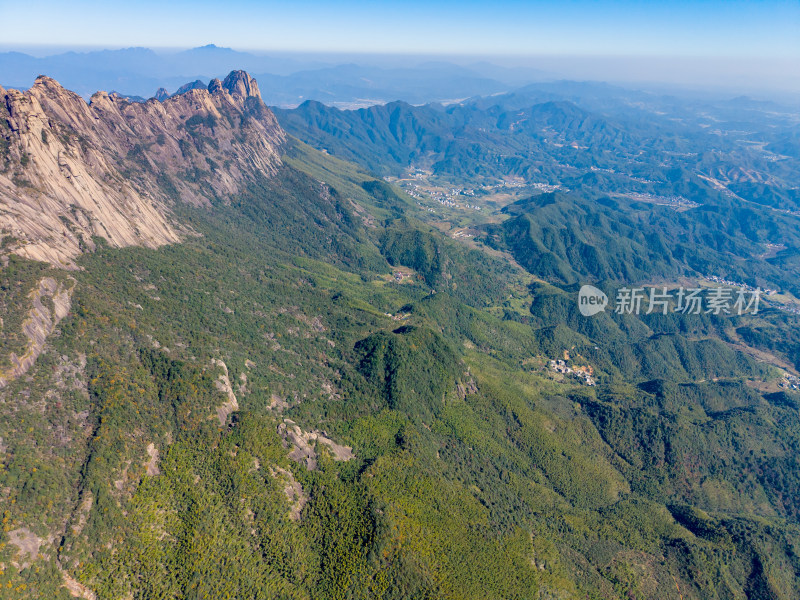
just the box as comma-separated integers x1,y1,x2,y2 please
275,86,800,210
0,75,799,600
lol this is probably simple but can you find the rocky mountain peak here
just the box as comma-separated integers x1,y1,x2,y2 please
174,80,206,96
222,70,260,100
0,72,285,268
153,87,169,101
32,75,64,91
207,78,223,94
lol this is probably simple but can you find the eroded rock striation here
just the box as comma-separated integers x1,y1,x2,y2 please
0,71,286,268
0,276,73,387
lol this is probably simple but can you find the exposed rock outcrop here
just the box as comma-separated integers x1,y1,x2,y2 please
0,276,73,387
61,569,97,600
278,419,354,470
211,358,240,425
269,465,307,521
0,71,286,268
145,442,160,476
7,527,40,569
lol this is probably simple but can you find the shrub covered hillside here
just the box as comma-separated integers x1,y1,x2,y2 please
1,137,800,599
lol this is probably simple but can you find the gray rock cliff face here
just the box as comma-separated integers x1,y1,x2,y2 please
0,71,286,268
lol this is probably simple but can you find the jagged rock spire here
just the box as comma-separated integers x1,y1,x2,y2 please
222,70,261,99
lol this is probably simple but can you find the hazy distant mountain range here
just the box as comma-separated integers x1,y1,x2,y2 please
0,44,541,107
274,84,800,206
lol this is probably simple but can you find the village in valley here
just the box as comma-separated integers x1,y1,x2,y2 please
550,357,596,385
384,170,565,216
779,371,800,391
527,349,598,386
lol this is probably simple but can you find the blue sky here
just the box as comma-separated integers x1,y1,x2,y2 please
3,0,798,58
